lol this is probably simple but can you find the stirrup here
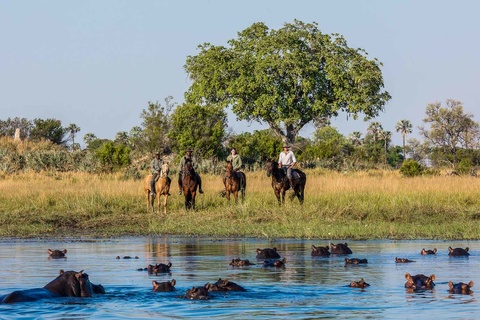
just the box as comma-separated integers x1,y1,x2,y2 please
178,190,182,195
199,189,204,194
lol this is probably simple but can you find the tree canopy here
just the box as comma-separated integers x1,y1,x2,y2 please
184,20,391,144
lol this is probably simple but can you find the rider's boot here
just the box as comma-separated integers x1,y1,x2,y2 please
288,178,294,189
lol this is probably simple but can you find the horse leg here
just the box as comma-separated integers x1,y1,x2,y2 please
274,189,281,205
191,192,196,210
146,192,150,212
163,194,168,214
233,190,238,204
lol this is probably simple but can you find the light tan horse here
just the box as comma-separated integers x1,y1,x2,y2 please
144,162,171,214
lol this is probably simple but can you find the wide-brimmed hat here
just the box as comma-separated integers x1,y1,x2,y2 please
282,145,290,149
155,152,160,155
186,148,193,152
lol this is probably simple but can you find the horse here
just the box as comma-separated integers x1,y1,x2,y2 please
223,161,246,204
144,162,171,214
182,160,198,210
265,159,306,205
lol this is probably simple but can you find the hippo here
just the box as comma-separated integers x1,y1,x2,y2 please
420,248,437,255
48,249,67,258
344,258,368,265
229,258,256,267
330,243,353,254
152,279,176,292
448,246,470,256
311,245,330,256
147,262,172,274
206,278,246,292
116,256,139,259
404,273,435,290
395,257,415,263
256,247,281,259
263,258,286,268
349,278,370,288
448,281,474,294
184,285,211,300
2,269,104,303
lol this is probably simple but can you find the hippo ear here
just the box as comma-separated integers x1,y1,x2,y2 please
282,258,287,263
62,249,67,254
468,281,474,287
59,269,65,275
152,281,158,288
311,245,316,250
170,279,176,286
405,273,411,280
466,247,469,252
256,248,261,254
448,281,453,289
272,247,277,252
168,262,172,267
430,274,435,281
48,249,53,254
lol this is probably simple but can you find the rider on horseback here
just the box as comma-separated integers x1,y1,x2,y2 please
223,148,244,193
178,148,204,195
278,144,297,188
150,152,162,196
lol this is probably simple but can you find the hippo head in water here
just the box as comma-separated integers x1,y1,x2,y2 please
48,249,67,258
311,245,330,256
206,278,246,292
330,243,353,254
184,285,211,300
256,248,281,259
448,281,474,294
448,246,470,256
404,273,435,290
152,279,176,292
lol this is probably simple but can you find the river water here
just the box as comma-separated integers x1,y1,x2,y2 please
0,237,478,319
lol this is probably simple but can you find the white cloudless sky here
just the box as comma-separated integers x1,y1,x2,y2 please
1,0,479,146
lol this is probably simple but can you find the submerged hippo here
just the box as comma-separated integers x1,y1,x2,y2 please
2,269,104,303
116,256,139,259
404,273,435,290
152,279,176,292
48,249,67,258
330,243,353,254
147,263,172,274
349,278,370,288
420,248,437,255
311,245,330,256
256,247,281,259
448,246,470,256
448,281,474,294
206,279,246,292
184,285,211,300
395,257,415,263
263,258,286,268
229,258,256,267
344,258,368,265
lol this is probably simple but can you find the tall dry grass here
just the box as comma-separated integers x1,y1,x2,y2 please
1,170,480,239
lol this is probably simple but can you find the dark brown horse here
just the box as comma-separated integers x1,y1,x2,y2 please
182,160,198,210
265,159,306,204
223,161,246,204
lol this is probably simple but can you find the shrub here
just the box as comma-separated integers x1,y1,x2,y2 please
399,159,424,177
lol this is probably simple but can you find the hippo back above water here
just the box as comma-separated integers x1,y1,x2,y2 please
206,279,246,292
2,269,104,303
330,243,353,254
256,247,281,259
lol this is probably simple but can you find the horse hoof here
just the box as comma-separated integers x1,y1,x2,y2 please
178,191,182,195
199,190,204,194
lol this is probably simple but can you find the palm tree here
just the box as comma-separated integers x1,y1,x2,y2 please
395,119,413,159
367,122,383,142
349,131,363,146
66,123,81,150
379,130,392,165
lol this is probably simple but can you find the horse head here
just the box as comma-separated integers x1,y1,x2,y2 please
160,162,169,178
183,160,195,177
265,159,277,177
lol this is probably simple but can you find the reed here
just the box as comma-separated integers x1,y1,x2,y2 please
1,170,480,239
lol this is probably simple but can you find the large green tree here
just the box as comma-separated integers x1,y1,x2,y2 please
168,103,227,159
30,118,66,145
139,97,175,155
419,99,480,164
184,20,391,144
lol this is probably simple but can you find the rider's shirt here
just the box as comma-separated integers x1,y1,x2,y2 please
278,151,296,166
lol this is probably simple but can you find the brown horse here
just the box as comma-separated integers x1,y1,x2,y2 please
265,159,306,204
182,160,198,210
144,162,171,214
223,161,246,204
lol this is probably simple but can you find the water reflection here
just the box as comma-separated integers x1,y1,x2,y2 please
0,238,479,319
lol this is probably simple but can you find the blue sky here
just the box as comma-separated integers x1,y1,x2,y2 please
1,0,479,146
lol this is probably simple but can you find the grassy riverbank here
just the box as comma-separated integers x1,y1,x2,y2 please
1,170,480,239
